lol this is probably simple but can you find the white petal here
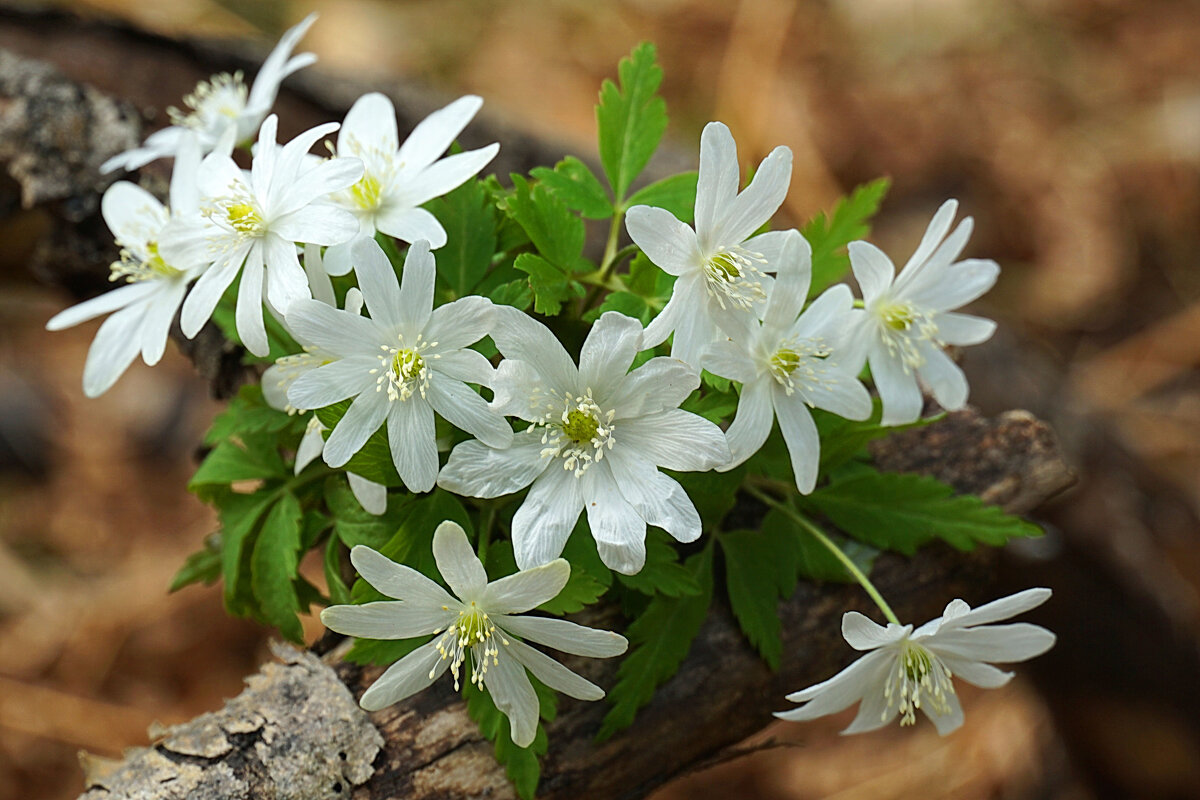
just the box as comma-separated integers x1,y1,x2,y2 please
583,465,647,575
375,206,447,248
432,520,487,599
910,259,999,311
246,13,318,114
792,283,855,340
398,95,484,173
294,419,325,472
870,343,924,426
926,623,1057,663
899,199,958,278
251,115,279,191
271,203,360,246
268,121,341,202
776,649,889,720
263,235,311,313
762,230,812,331
702,337,758,385
939,657,1013,689
321,239,355,277
809,371,873,422
922,690,965,736
437,432,548,499
359,642,449,712
774,387,822,494
641,281,686,349
721,378,773,470
511,466,583,570
848,241,896,307
303,243,336,305
482,646,539,748
579,312,643,399
504,638,604,701
341,93,399,157
841,657,903,734
82,306,145,397
348,473,388,515
426,374,512,449
285,298,380,357
274,155,363,218
605,448,702,544
939,587,1052,629
350,237,403,330
669,285,720,368
916,343,969,412
350,544,457,606
695,121,740,245
490,360,547,421
617,409,730,471
180,252,243,337
497,615,628,657
101,182,166,245
432,348,494,386
424,295,494,352
625,205,701,276
482,559,570,615
490,306,579,394
387,397,438,493
403,145,499,207
397,240,435,336
236,249,269,357
320,600,451,639
936,311,996,347
323,388,389,467
709,145,792,247
46,282,157,331
286,357,376,409
841,613,910,651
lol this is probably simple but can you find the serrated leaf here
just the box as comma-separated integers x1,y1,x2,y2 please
488,278,533,310
719,528,793,669
326,477,409,550
189,437,287,498
598,544,713,740
669,466,744,532
806,468,1043,555
169,534,222,592
251,491,305,642
315,401,404,487
616,529,700,597
596,42,668,201
531,157,613,220
216,487,281,618
803,178,890,295
204,384,305,446
505,175,587,272
463,677,556,800
324,534,352,606
813,401,937,476
513,253,582,316
427,179,497,298
626,171,698,221
344,635,429,667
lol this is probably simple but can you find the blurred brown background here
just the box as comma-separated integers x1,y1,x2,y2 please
2,0,1199,798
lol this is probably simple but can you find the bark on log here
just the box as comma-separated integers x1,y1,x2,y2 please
0,8,1076,799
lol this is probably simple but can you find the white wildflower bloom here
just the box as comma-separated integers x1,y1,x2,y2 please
321,93,499,276
161,115,363,357
776,588,1056,736
46,135,205,396
321,522,627,747
850,199,999,426
625,121,793,367
101,13,319,173
437,308,730,575
704,231,871,493
283,238,511,493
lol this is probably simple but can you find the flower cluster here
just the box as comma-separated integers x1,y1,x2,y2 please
47,22,1053,762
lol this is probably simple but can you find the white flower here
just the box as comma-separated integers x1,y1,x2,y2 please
776,588,1056,736
321,93,499,276
321,521,628,747
437,309,730,575
703,231,872,492
283,238,511,492
161,115,363,357
849,200,999,426
625,121,793,367
101,13,319,173
46,135,205,396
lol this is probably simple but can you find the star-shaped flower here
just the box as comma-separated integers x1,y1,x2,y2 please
849,199,999,426
437,309,730,574
703,231,872,492
321,521,628,747
775,588,1056,735
320,92,499,276
625,121,793,367
283,237,511,492
101,13,319,173
161,115,363,357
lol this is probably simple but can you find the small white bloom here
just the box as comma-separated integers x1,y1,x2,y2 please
437,309,730,575
776,588,1056,736
849,199,999,426
704,231,872,493
321,522,628,748
161,115,363,357
625,121,793,367
101,13,319,173
321,93,499,276
283,238,511,493
46,135,206,396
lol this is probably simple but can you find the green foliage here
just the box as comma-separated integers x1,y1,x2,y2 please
596,42,668,202
188,436,287,500
589,251,675,325
502,176,590,315
464,677,557,800
514,253,584,316
598,544,713,740
427,178,498,299
211,275,302,364
314,401,404,486
803,178,890,295
627,171,698,221
530,157,613,220
169,534,222,592
251,491,305,642
204,384,305,446
805,467,1043,555
812,402,937,476
616,529,701,597
670,465,745,532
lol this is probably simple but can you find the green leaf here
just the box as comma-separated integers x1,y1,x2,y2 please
806,467,1043,555
366,489,472,586
598,544,713,740
681,386,738,424
211,274,302,364
669,466,745,532
590,251,675,325
627,171,698,221
596,42,668,201
505,175,587,271
813,401,937,476
324,534,352,607
531,157,613,220
251,491,305,643
315,401,404,487
325,477,407,550
344,635,429,667
488,278,533,310
216,487,281,618
803,178,890,295
719,527,794,669
427,179,497,298
189,436,287,499
204,385,304,446
513,253,583,316
464,677,556,800
169,534,222,592
616,529,700,597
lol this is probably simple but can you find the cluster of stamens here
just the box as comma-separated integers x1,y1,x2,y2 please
768,336,836,402
108,241,181,283
369,334,436,402
534,391,615,478
875,300,941,372
432,601,507,691
204,188,267,239
270,349,331,413
701,246,768,311
168,72,248,130
883,640,956,725
329,136,400,214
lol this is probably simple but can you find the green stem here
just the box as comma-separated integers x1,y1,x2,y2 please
744,485,901,626
477,503,497,564
583,206,628,311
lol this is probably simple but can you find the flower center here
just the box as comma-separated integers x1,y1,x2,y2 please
875,300,940,371
768,336,836,400
227,202,264,234
349,173,384,211
883,640,956,726
108,241,182,283
168,72,248,131
536,392,615,478
433,601,507,691
329,135,398,215
702,246,768,312
373,334,436,402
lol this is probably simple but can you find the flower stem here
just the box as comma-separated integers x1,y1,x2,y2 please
744,485,901,626
583,206,629,311
477,503,497,564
